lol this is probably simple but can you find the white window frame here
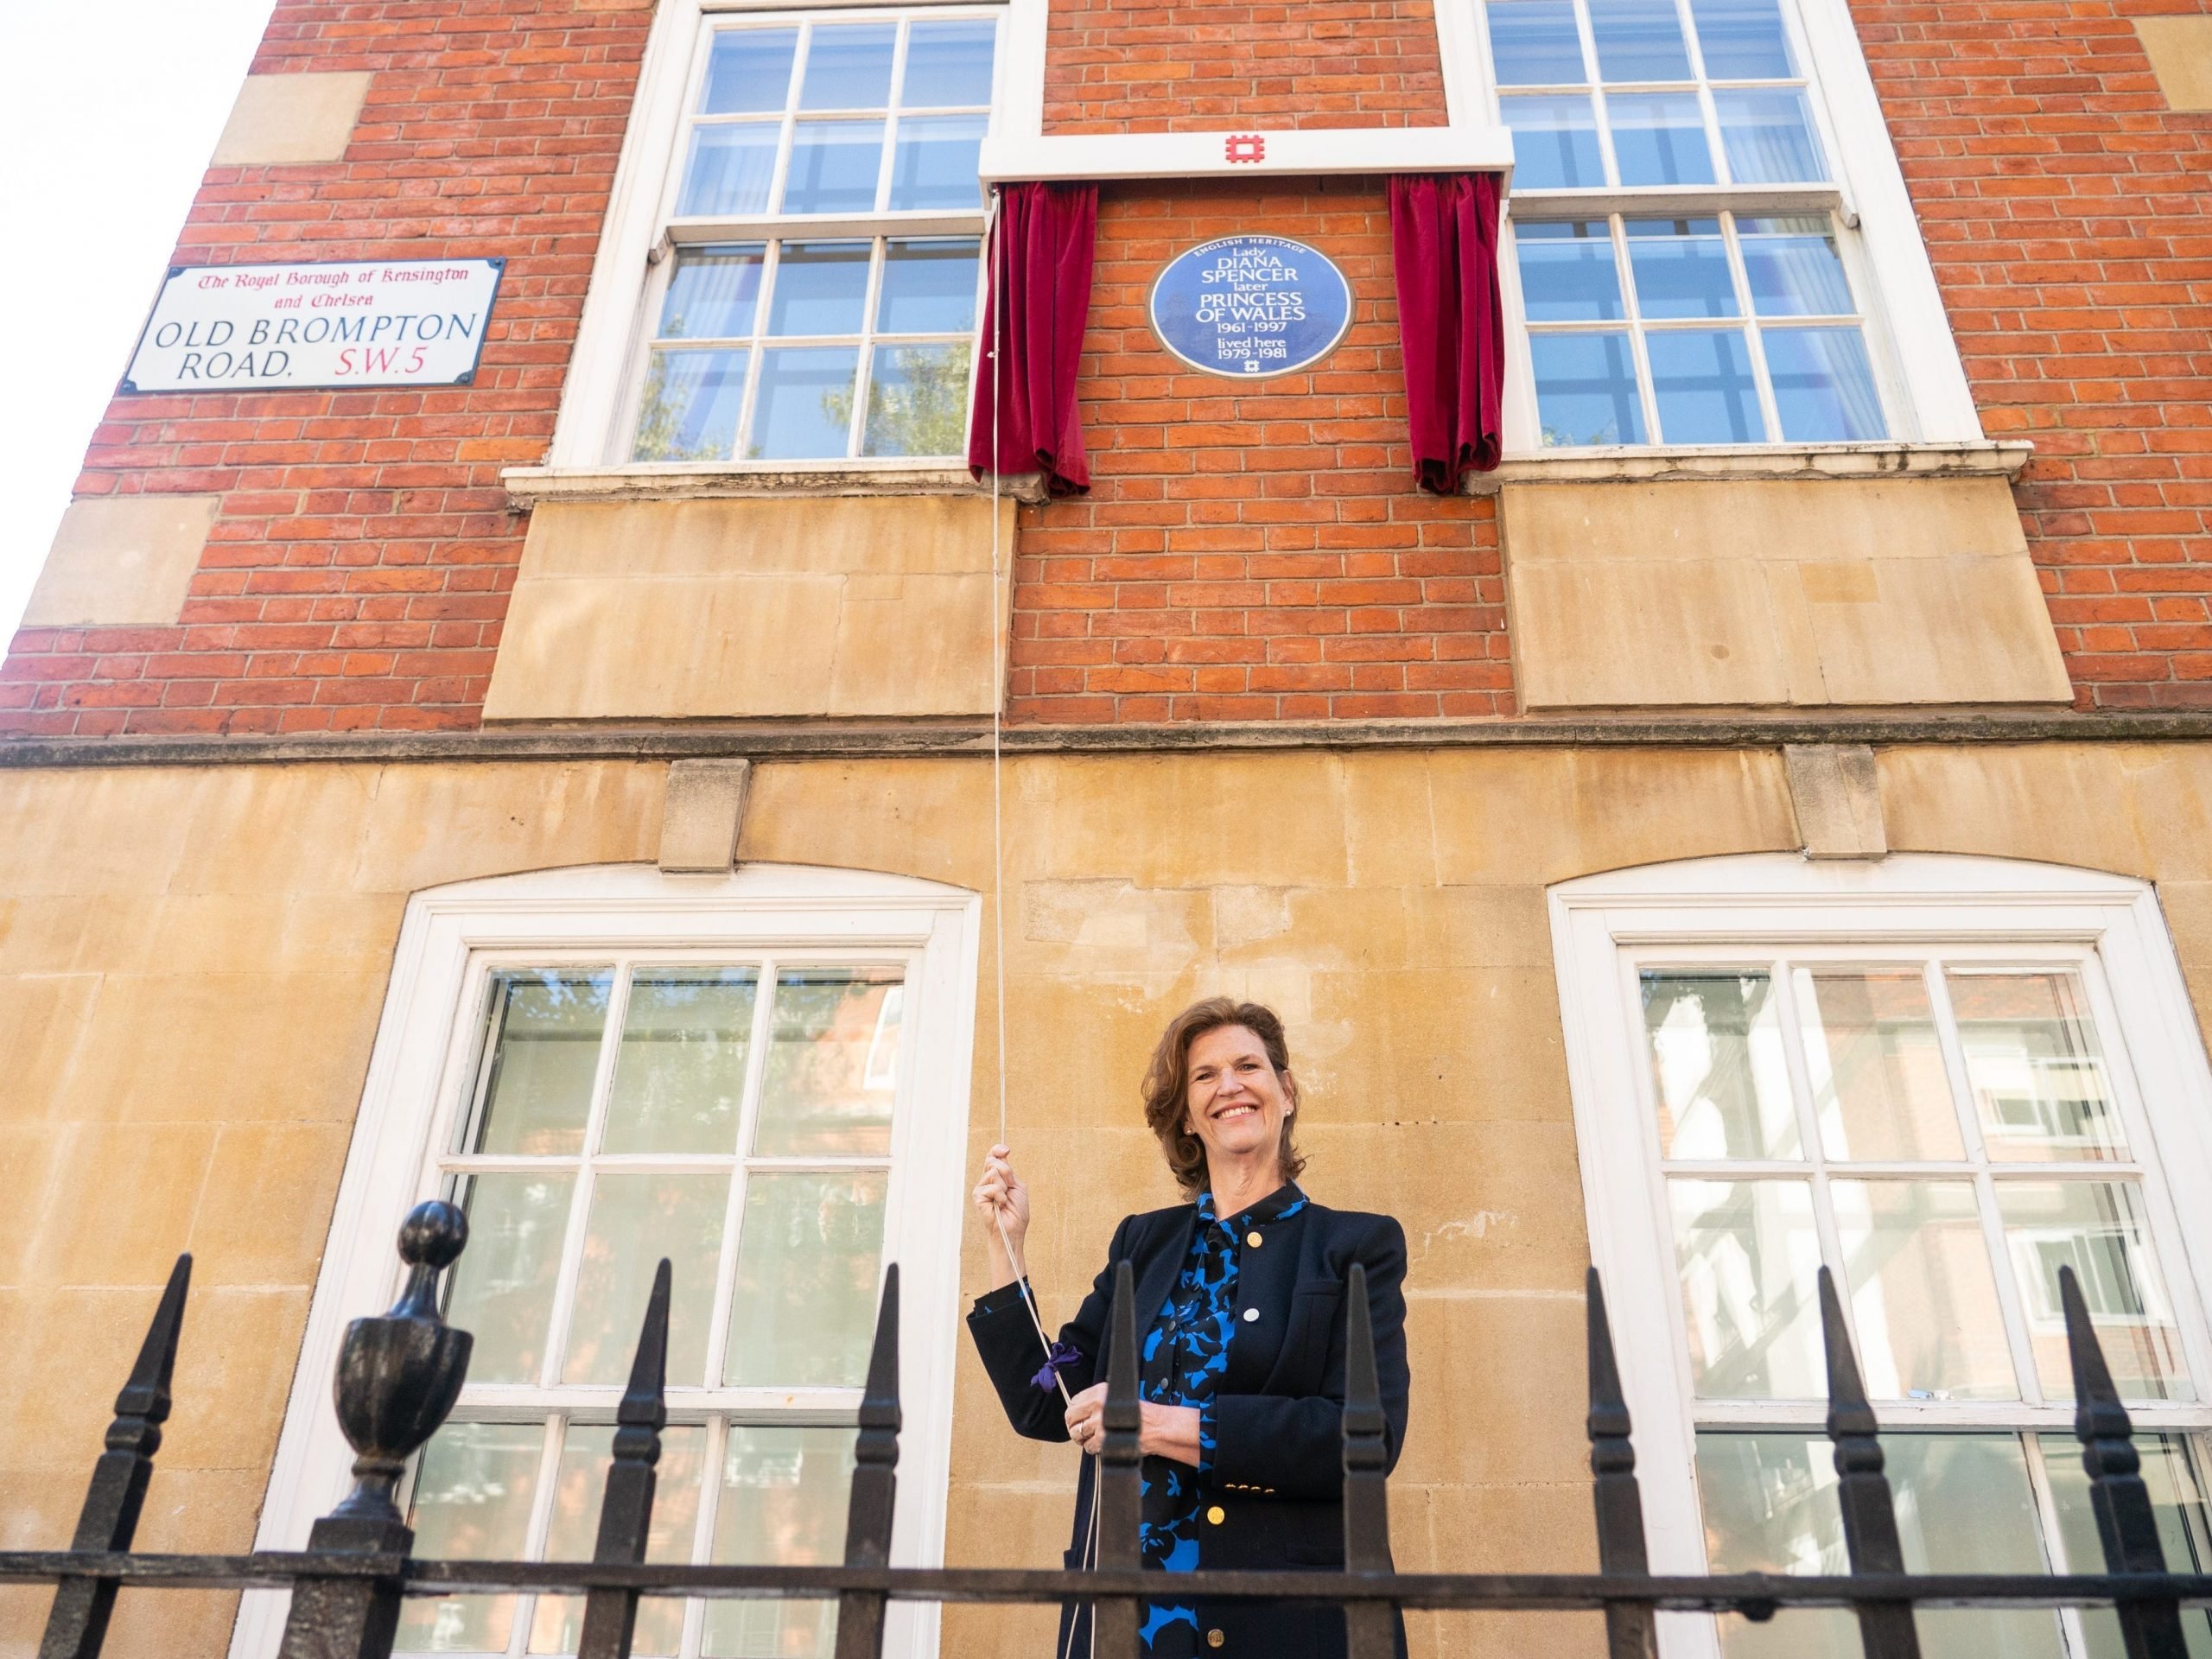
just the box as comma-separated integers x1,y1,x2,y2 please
1438,0,1985,454
1549,852,2212,1659
550,0,1033,475
229,861,983,1659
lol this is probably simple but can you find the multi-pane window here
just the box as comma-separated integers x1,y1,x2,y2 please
1487,0,1891,446
629,11,997,464
1637,949,2212,1659
1517,215,1881,444
398,957,911,1659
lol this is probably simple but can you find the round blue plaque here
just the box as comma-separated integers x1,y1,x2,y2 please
1148,234,1353,379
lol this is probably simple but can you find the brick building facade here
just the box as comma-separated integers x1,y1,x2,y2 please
7,0,2212,1656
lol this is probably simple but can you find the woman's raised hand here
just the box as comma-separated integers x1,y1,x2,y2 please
974,1143,1031,1288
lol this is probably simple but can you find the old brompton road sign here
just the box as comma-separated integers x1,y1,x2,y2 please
120,258,505,393
1147,234,1352,379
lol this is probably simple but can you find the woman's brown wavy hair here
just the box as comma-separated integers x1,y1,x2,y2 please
1141,997,1306,1198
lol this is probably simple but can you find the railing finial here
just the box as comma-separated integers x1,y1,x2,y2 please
38,1253,192,1659
278,1199,473,1659
578,1257,672,1659
1341,1263,1395,1659
833,1263,903,1659
1094,1261,1142,1658
2060,1264,2189,1658
1584,1269,1655,1659
1816,1266,1921,1659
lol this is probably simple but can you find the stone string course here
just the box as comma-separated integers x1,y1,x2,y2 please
3,0,2211,731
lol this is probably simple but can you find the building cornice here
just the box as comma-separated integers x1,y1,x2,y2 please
2,709,2209,769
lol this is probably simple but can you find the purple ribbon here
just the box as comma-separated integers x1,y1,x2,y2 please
1031,1340,1082,1392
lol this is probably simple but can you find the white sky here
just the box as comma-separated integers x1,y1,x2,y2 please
0,1,278,637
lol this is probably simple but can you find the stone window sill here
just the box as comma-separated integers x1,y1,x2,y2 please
501,461,1051,509
1464,440,2033,494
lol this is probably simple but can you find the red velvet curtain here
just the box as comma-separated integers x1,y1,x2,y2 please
968,181,1098,496
1389,174,1506,493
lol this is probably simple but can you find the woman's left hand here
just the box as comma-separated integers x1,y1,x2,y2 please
1064,1382,1203,1466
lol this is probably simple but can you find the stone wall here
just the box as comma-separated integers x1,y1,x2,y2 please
8,744,2212,1655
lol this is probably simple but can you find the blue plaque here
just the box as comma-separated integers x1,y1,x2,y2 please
1148,234,1353,379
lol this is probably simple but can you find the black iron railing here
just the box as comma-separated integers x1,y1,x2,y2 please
10,1200,2211,1659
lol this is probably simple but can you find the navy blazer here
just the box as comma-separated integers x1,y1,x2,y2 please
969,1196,1411,1658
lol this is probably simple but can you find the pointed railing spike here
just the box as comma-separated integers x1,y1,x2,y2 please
833,1264,902,1659
279,1199,474,1659
1341,1263,1395,1659
1584,1270,1655,1659
2060,1265,2189,1659
1817,1267,1921,1659
578,1258,672,1659
38,1253,191,1659
1094,1260,1142,1659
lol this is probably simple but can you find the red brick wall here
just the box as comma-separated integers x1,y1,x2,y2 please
1859,0,2212,709
0,0,652,737
1043,1,1449,134
1005,180,1512,723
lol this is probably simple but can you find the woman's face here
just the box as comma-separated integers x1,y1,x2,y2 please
1182,1023,1295,1175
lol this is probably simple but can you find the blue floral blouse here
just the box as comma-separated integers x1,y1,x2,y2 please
1135,1182,1309,1656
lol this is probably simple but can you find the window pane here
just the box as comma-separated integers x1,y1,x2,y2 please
1516,220,1624,321
768,241,873,337
1649,327,1761,442
603,969,760,1155
1796,969,1963,1161
1489,0,1587,85
1716,86,1827,181
724,1171,888,1386
2041,1432,2212,1659
864,341,973,457
876,238,980,333
1697,1432,2063,1659
1670,1178,1824,1398
1691,0,1798,78
530,1425,708,1657
1997,1179,2193,1402
747,346,862,460
1833,1179,2018,1401
1590,0,1693,80
1625,218,1738,319
754,969,903,1156
677,124,780,218
889,112,987,210
1643,970,1797,1159
1764,327,1885,442
702,29,798,115
1948,969,2126,1161
446,1173,575,1384
1502,93,1605,188
701,1427,858,1659
473,970,610,1156
1611,92,1716,186
658,247,766,340
561,1173,729,1387
1739,217,1852,316
799,23,896,110
779,120,885,214
632,348,749,463
902,19,997,106
396,1423,545,1653
1530,331,1645,444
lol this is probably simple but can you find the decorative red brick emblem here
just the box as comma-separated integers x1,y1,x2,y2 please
1224,134,1267,163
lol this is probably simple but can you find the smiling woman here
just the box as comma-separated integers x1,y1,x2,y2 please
967,998,1413,1659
